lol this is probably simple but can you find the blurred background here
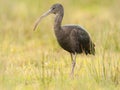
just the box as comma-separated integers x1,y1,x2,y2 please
0,0,120,90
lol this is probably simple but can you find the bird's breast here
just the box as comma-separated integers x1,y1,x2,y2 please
55,32,73,52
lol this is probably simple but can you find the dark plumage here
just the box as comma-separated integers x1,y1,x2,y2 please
55,25,95,55
33,3,95,77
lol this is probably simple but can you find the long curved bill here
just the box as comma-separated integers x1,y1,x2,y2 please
33,9,52,31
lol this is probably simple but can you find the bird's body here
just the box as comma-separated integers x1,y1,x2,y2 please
55,25,94,55
34,3,95,77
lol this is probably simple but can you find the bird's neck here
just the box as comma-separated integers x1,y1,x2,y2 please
54,11,64,31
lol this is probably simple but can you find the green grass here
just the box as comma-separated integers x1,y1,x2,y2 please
0,0,120,90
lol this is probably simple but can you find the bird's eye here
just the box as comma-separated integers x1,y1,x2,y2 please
52,7,55,10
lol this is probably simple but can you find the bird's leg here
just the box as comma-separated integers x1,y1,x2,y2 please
70,53,77,77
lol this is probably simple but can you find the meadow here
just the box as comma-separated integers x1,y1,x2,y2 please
0,0,120,90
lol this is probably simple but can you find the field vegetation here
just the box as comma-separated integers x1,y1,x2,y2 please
0,0,120,90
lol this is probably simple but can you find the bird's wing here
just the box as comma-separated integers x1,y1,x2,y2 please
71,27,90,42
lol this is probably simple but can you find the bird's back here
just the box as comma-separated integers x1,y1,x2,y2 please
54,25,95,55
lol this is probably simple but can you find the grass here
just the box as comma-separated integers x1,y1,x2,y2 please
0,0,120,90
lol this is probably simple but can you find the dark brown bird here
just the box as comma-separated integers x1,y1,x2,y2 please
33,3,95,77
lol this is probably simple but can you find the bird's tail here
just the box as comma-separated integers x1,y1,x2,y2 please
89,41,95,55
82,40,95,55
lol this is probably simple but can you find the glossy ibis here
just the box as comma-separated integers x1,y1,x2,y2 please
33,3,95,77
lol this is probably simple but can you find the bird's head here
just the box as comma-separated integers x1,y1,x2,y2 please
33,3,63,31
50,3,63,14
